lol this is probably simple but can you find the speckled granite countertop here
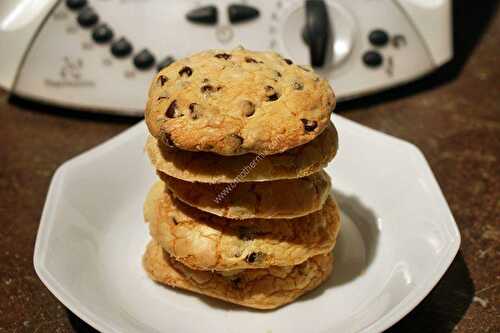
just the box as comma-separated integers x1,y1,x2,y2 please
0,2,498,332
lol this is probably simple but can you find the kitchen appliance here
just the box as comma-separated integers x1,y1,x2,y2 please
0,0,452,116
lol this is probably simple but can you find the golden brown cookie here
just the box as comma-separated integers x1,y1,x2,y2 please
145,47,336,156
145,121,338,183
144,182,341,271
143,240,333,309
158,170,331,219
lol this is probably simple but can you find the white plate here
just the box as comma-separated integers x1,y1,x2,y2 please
34,115,460,333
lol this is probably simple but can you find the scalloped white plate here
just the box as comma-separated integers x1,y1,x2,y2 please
34,115,460,333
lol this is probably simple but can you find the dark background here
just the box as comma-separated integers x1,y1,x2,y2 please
0,1,498,332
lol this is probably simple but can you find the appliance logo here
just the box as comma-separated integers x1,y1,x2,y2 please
44,57,95,88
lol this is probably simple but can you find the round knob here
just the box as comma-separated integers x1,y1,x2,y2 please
77,7,98,28
157,56,175,71
362,51,383,67
92,24,113,44
302,0,331,68
66,0,87,10
133,49,155,70
111,37,133,58
369,29,389,47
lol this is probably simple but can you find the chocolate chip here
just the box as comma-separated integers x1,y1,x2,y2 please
245,57,261,63
202,78,209,83
161,132,176,148
265,85,280,101
230,133,244,146
245,251,265,264
275,70,282,77
172,217,178,225
201,85,222,94
284,58,293,65
293,81,304,90
267,94,280,101
301,119,318,132
245,252,257,263
179,66,192,77
157,96,167,101
157,75,167,86
165,100,183,118
201,85,214,93
215,53,231,60
241,100,255,117
189,103,201,119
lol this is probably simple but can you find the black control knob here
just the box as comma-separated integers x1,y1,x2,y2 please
77,7,98,28
362,51,383,67
186,6,218,25
92,24,113,43
133,49,155,70
111,38,133,58
157,56,175,71
303,0,331,68
369,29,389,47
228,4,260,23
66,0,87,10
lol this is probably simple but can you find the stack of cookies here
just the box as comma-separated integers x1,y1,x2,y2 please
142,47,341,309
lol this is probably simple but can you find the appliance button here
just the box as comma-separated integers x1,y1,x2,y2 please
77,7,98,27
228,4,260,23
111,38,133,58
362,51,383,67
133,49,156,70
369,29,389,47
186,6,218,25
157,56,175,71
92,24,113,43
66,0,87,10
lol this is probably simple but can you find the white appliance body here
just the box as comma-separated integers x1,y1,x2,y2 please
0,0,452,116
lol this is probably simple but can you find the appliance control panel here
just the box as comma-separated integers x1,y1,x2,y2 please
1,0,452,115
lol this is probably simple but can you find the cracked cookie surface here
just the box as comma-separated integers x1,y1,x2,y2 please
144,182,341,271
145,121,338,183
145,47,336,156
159,170,331,219
143,240,333,309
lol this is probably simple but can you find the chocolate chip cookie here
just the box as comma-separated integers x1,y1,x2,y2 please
143,240,333,309
145,47,336,156
158,170,331,219
144,182,341,271
145,121,338,183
